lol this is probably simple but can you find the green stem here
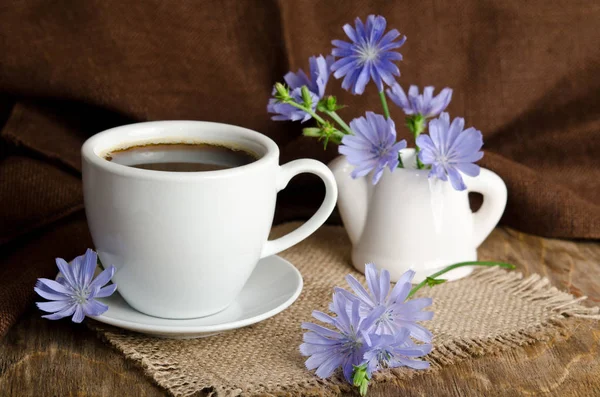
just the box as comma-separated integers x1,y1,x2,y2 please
286,101,327,125
324,110,353,135
397,152,404,168
414,121,425,170
415,144,425,169
379,91,391,120
407,261,515,299
407,115,426,169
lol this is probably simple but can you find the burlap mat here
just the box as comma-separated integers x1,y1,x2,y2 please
90,223,600,396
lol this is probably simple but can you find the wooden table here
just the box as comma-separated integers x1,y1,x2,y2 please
1,227,599,396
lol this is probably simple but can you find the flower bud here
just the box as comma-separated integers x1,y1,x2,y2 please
326,95,337,111
302,127,322,138
301,86,313,108
274,83,290,101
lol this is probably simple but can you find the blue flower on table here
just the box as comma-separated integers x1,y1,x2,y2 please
339,263,434,343
300,291,385,382
34,249,117,323
363,330,432,377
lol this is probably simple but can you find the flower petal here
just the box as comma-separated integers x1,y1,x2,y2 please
332,290,351,329
283,69,311,90
339,135,368,150
89,265,115,291
365,264,381,303
36,278,72,295
371,164,385,184
302,332,340,347
444,116,465,152
72,305,85,323
369,15,387,43
428,88,452,117
403,297,433,312
55,258,78,288
353,64,371,95
332,58,359,77
81,249,98,287
399,322,433,343
41,304,76,321
36,300,72,313
448,127,483,160
34,280,70,301
302,322,341,339
345,274,376,307
455,162,481,177
378,268,391,304
378,29,401,47
83,299,109,317
386,83,410,111
362,305,386,331
350,160,378,178
370,66,383,93
331,39,354,50
314,353,344,379
427,118,443,149
447,165,467,190
95,283,117,298
341,67,361,91
391,357,430,370
342,23,359,43
338,146,378,163
376,60,400,85
312,310,335,325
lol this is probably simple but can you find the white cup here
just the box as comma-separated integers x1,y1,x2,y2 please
82,121,337,319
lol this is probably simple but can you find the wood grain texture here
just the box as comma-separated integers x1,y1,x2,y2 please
0,227,598,397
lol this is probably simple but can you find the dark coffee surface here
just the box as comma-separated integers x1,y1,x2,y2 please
105,143,257,172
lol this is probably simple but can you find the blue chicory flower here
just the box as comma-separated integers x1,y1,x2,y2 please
267,87,319,123
416,112,484,191
331,15,406,94
300,291,385,382
386,84,452,118
338,112,407,184
363,330,432,377
283,54,335,99
340,263,434,342
34,249,117,323
267,55,333,122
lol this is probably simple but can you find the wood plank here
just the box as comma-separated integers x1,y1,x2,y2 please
1,227,599,396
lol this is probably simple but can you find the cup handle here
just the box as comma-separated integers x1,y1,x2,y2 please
466,168,508,248
260,159,338,258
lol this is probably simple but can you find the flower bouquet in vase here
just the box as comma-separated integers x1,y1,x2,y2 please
268,15,507,283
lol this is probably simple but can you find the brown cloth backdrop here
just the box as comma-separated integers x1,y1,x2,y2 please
0,0,599,337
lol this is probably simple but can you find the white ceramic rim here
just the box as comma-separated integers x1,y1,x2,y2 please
87,256,303,335
81,120,280,181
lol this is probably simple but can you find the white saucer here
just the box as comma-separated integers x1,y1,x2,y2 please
70,255,303,338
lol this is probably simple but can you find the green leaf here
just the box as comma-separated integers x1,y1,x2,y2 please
425,277,447,287
352,364,370,396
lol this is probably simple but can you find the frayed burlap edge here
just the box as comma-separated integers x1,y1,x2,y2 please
89,266,599,397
